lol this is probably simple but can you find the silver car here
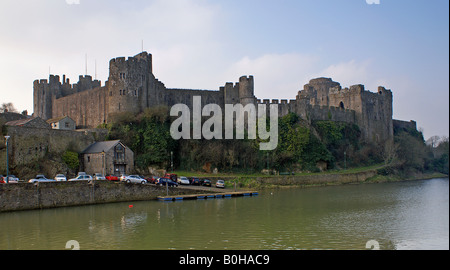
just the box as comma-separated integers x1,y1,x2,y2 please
123,175,147,184
69,175,93,181
29,175,56,183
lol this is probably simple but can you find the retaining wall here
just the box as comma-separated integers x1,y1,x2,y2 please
0,181,210,212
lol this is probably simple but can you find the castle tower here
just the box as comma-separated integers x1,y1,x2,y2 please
107,52,153,116
33,75,63,120
238,75,256,106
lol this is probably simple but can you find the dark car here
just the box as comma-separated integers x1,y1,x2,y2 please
202,179,211,187
157,177,179,187
190,177,201,185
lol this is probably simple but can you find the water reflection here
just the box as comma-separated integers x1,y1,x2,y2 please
0,178,448,250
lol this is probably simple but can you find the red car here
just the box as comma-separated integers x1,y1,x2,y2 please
146,176,158,184
105,175,119,181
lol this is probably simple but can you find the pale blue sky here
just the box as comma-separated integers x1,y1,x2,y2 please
0,0,448,139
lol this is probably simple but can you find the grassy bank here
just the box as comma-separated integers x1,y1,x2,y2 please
172,164,448,190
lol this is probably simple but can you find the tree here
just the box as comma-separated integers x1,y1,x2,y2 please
1,102,17,113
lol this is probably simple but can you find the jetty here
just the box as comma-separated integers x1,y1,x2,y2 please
157,191,259,201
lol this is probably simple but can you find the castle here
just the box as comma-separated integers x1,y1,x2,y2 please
33,51,414,145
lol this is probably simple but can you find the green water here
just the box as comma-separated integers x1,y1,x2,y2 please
0,178,448,250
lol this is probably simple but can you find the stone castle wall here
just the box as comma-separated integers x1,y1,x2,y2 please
33,51,397,145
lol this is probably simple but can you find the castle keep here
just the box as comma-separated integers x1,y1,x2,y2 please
34,51,396,144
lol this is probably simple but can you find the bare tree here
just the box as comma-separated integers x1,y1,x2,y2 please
426,135,441,148
1,102,17,113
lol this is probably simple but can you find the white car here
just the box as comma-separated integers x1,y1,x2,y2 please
29,175,56,183
216,180,225,188
123,175,147,184
69,175,93,181
93,173,106,180
4,175,19,183
55,174,67,181
178,176,190,185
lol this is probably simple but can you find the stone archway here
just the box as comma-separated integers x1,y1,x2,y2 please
339,101,345,109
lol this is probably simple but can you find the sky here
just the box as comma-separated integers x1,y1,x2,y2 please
0,0,448,140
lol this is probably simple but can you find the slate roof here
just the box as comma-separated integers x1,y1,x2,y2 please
82,140,123,154
46,115,74,124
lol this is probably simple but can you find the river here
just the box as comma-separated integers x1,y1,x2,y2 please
0,178,448,250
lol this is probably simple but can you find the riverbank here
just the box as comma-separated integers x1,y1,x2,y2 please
175,166,448,189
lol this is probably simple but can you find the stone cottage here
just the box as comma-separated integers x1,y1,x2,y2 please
46,116,76,130
81,140,134,176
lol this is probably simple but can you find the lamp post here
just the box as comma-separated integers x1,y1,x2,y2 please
4,136,10,184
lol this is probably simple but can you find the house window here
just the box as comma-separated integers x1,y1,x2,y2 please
65,122,69,128
87,156,90,163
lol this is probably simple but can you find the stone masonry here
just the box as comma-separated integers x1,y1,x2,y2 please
33,51,407,145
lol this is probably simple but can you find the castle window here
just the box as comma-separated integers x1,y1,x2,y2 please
339,102,345,109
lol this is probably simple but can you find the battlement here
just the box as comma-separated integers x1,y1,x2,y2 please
110,52,151,64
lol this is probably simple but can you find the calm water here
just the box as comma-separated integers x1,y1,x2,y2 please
0,178,448,250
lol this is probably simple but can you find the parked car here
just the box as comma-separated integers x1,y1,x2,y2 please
216,180,225,188
146,176,158,184
157,177,179,187
123,175,147,184
202,179,212,187
177,176,190,185
29,175,56,183
105,175,119,181
93,173,106,180
164,173,177,182
54,174,67,181
1,175,19,183
119,174,128,181
69,175,93,181
190,177,201,185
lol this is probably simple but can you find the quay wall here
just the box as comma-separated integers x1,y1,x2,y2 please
0,181,212,212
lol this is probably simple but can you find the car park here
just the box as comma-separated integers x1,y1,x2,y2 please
157,177,179,187
178,176,190,185
68,175,93,181
123,175,147,184
216,180,225,188
29,175,56,183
